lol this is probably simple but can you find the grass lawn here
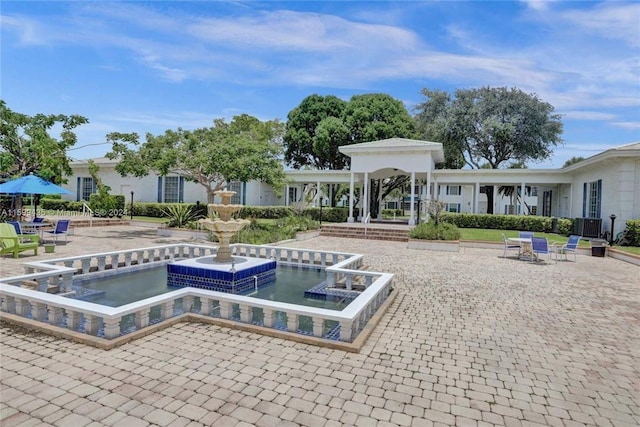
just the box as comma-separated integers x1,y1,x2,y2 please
458,228,591,247
613,246,640,255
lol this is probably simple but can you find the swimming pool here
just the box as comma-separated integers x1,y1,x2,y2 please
71,263,353,310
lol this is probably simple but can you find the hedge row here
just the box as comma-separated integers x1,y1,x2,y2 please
440,213,573,234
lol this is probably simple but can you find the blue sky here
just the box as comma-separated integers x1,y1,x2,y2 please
2,1,639,168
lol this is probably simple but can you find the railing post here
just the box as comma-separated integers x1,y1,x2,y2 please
97,256,106,271
135,310,149,329
66,310,81,330
239,304,253,323
183,296,194,313
81,259,91,274
3,296,16,313
346,273,353,291
110,255,119,269
219,301,232,319
48,306,63,325
200,298,212,316
32,302,47,321
287,313,298,333
36,277,48,292
103,317,121,339
263,308,274,327
312,317,324,337
161,301,174,320
124,253,132,267
339,320,353,342
84,315,100,335
16,299,30,316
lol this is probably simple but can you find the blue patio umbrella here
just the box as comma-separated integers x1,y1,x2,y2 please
0,174,72,218
0,174,72,195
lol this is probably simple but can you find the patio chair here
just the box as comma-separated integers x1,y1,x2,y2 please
531,237,556,263
44,219,70,243
501,233,521,258
519,231,534,239
6,220,37,241
551,235,581,261
0,223,39,258
32,217,45,223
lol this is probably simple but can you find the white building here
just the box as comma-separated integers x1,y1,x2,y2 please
65,139,640,237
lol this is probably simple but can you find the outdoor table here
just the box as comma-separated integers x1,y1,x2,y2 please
20,222,52,243
508,237,533,260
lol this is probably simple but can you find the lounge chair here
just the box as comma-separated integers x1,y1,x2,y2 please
501,233,521,258
6,220,37,241
44,219,70,243
0,223,39,258
531,237,556,263
551,235,581,261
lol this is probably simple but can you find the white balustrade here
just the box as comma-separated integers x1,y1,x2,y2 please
0,243,393,344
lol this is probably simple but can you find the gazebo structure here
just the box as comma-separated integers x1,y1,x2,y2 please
338,138,444,225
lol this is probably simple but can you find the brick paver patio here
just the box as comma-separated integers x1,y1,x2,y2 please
1,225,639,426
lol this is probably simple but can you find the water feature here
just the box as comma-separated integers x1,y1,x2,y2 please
168,189,277,293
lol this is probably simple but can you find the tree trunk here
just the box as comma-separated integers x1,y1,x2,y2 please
484,186,494,214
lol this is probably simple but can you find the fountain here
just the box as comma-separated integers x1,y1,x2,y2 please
166,190,277,293
200,190,251,263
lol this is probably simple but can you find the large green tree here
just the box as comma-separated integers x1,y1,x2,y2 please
0,100,89,182
284,93,417,210
415,87,563,169
0,100,88,216
106,114,286,204
284,94,348,170
415,87,563,214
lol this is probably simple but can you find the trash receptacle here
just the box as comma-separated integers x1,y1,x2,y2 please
591,239,607,257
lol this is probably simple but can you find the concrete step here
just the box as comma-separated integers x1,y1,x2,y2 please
320,225,409,242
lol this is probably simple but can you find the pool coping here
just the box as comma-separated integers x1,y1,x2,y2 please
0,287,398,352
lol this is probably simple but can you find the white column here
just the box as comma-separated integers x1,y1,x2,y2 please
359,185,364,220
426,171,432,200
285,184,290,206
493,186,499,214
409,172,416,226
362,172,369,223
520,182,526,215
348,172,355,222
316,180,321,207
475,182,480,214
377,179,383,220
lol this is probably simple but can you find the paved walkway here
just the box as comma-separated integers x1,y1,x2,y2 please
1,226,639,426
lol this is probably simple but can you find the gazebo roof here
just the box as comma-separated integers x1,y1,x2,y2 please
339,138,444,162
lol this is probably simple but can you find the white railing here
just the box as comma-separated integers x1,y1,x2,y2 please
0,243,393,344
82,203,93,227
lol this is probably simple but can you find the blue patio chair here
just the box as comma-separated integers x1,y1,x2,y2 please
6,220,37,240
551,235,581,261
501,233,521,258
44,219,70,243
531,237,556,263
32,217,45,223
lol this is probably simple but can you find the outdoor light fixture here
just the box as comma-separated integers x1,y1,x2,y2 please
319,196,323,227
609,214,616,245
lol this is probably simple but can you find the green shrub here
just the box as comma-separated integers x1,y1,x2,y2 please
163,204,197,228
409,222,461,240
302,207,349,223
622,219,640,246
440,213,575,234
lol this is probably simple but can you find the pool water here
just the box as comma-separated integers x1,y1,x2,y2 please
71,264,353,311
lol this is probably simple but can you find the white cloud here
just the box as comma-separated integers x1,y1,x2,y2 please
562,111,618,121
612,121,640,130
562,2,640,48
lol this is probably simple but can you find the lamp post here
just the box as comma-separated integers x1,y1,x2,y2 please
130,191,134,220
609,214,616,245
319,196,323,227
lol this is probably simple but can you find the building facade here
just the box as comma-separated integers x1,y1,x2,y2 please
65,139,640,237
